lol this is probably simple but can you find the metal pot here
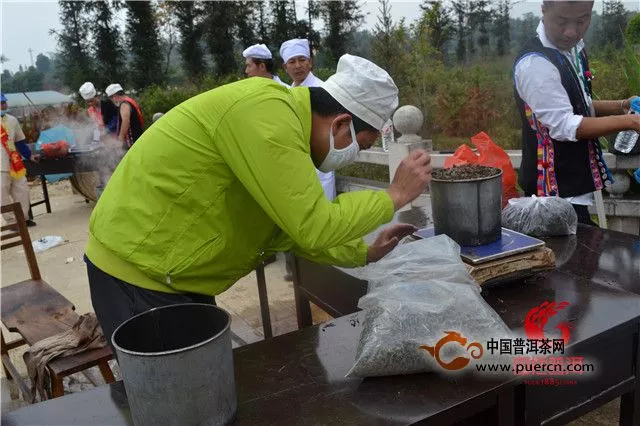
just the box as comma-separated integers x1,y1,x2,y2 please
112,303,236,426
430,170,503,246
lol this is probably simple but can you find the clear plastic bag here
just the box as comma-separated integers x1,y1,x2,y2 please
347,236,512,378
501,196,577,237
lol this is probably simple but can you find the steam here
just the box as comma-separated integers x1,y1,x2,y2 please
39,108,127,189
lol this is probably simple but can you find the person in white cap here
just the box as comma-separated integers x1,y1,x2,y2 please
84,54,432,344
279,38,322,88
279,38,334,279
105,83,145,149
242,43,289,87
78,82,119,140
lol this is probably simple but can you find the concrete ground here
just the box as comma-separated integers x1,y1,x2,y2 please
0,180,619,424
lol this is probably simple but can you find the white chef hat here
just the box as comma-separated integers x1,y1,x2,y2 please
279,38,310,63
242,44,272,60
322,54,399,131
105,83,124,97
79,82,97,100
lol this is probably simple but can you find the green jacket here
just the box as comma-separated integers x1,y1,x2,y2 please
86,78,394,296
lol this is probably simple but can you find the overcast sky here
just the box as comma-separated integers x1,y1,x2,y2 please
1,0,639,73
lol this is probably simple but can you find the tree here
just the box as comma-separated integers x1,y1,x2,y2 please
316,0,364,66
126,1,163,89
514,12,537,50
51,0,93,91
87,0,126,88
627,12,640,44
493,0,513,56
156,0,180,79
372,0,395,71
236,1,258,49
602,0,628,48
172,1,206,81
419,0,453,57
35,54,52,73
269,0,297,49
3,67,45,92
470,0,491,55
256,1,270,45
451,0,469,63
204,1,237,76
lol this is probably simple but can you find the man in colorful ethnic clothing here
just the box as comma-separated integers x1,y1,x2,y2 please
514,0,639,225
1,93,38,227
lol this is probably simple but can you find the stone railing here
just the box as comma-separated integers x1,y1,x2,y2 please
338,105,640,236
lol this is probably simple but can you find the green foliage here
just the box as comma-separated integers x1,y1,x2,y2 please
52,0,93,91
88,0,126,88
627,13,640,44
126,1,164,90
1,67,45,92
316,0,364,67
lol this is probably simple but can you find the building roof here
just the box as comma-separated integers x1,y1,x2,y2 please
3,90,73,108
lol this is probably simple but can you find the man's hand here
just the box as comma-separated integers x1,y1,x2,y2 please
387,149,432,210
367,223,418,263
29,154,40,163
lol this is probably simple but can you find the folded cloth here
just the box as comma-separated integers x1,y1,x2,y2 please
23,313,108,402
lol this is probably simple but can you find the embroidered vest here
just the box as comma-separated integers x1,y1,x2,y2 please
514,37,612,198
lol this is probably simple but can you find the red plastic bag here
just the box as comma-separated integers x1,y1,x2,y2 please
41,140,70,158
444,132,518,207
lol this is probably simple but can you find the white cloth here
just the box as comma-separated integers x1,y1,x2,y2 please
295,72,336,201
1,172,30,223
514,21,594,206
1,114,26,172
79,82,97,100
279,39,310,63
243,44,272,60
322,54,399,130
291,72,323,88
272,75,290,88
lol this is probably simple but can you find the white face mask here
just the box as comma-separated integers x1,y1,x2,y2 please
318,119,360,172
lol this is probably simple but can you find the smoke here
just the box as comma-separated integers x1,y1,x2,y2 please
38,107,127,190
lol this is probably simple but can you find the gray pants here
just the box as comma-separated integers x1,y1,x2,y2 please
85,256,215,349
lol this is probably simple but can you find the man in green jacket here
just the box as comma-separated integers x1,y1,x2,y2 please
86,54,433,342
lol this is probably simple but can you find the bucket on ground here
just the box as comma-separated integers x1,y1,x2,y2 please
112,303,236,426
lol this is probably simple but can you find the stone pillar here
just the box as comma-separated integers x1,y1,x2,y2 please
604,171,631,198
388,105,432,223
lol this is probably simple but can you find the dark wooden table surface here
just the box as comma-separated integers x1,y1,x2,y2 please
3,225,639,425
293,225,640,425
2,310,516,425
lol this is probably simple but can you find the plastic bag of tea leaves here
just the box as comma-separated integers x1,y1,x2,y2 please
502,196,578,237
347,236,512,378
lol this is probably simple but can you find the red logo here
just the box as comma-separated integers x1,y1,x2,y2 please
524,301,573,344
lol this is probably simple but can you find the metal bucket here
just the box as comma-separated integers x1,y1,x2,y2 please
112,303,236,426
430,170,503,246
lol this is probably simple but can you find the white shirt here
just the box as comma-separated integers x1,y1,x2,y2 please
292,72,324,89
294,71,337,201
514,21,594,205
1,114,26,173
272,75,290,88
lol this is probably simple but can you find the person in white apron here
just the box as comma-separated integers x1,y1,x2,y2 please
280,38,336,201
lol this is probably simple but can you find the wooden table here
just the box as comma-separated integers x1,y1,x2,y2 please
293,225,640,425
2,311,517,425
